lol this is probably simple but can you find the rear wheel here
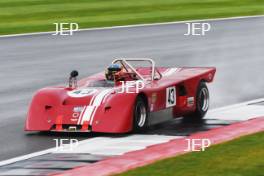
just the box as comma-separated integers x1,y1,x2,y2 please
133,96,148,132
184,81,209,121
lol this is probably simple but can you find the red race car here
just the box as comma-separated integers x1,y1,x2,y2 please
25,58,216,133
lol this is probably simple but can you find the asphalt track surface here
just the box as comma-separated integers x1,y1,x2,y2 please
0,16,263,161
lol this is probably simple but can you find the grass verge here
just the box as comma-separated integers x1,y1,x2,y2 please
116,132,264,176
0,0,264,35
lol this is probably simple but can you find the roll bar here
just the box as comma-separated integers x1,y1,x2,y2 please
112,58,162,81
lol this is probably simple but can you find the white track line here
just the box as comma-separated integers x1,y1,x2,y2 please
0,135,178,167
0,149,55,167
0,15,264,38
0,98,264,167
0,137,104,167
208,98,264,113
205,98,264,121
54,135,181,155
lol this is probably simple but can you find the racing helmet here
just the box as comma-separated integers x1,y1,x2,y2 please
105,64,122,81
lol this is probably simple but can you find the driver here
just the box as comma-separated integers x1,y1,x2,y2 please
105,64,126,82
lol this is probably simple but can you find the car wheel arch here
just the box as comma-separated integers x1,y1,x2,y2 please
137,92,149,109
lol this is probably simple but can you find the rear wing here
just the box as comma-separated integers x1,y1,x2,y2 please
196,67,216,83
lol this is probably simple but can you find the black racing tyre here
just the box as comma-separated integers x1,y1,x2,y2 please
184,81,209,121
133,96,149,132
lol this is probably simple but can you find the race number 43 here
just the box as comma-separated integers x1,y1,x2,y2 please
166,86,176,108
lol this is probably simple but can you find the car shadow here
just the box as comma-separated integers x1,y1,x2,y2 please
25,118,235,138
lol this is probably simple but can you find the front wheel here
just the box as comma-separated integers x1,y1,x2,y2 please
184,82,209,121
133,96,148,132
